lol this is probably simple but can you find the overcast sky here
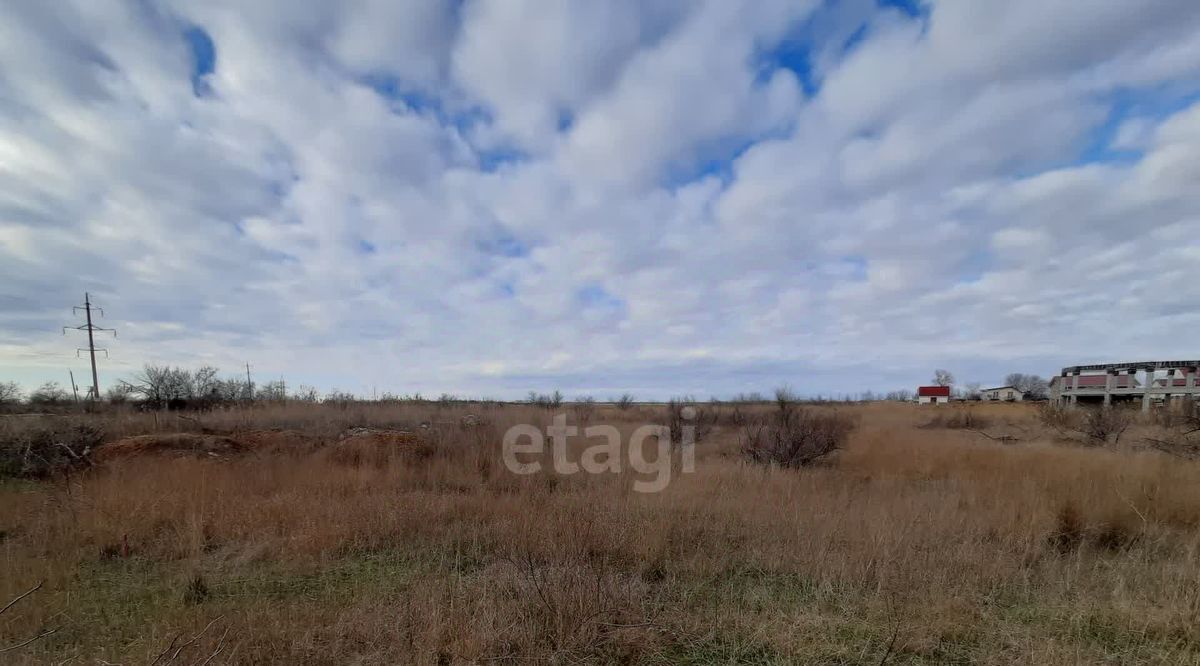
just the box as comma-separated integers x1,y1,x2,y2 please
2,0,1199,399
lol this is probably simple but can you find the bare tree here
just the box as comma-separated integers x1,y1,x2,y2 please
573,395,597,428
774,385,798,411
192,365,220,396
29,382,69,406
1005,373,1049,400
0,381,21,406
258,380,286,402
933,369,955,387
614,393,635,410
121,365,190,406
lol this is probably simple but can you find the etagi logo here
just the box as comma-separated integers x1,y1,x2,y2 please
501,408,699,493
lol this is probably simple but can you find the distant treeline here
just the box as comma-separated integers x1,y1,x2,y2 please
3,364,1048,412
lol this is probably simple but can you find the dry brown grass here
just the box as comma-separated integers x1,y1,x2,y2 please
2,401,1200,664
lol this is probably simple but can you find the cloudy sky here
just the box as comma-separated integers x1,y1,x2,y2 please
2,0,1199,399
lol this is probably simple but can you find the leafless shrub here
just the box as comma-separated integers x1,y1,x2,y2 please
28,382,71,406
0,418,103,478
663,397,714,447
1040,404,1134,446
774,385,798,411
572,396,597,429
526,390,564,410
740,401,855,468
614,393,635,411
1080,406,1134,446
1145,398,1200,458
0,381,22,408
1037,403,1083,434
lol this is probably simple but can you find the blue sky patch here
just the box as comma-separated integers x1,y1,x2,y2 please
577,284,625,312
878,0,926,19
1077,88,1200,166
476,230,530,259
183,26,215,97
758,40,818,97
478,146,529,172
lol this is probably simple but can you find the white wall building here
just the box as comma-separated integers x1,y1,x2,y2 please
981,386,1024,402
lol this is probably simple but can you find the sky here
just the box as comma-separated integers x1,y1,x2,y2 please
1,0,1199,400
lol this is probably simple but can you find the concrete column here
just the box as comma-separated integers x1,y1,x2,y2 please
1142,367,1154,413
1103,370,1115,407
1187,367,1198,415
1069,371,1081,409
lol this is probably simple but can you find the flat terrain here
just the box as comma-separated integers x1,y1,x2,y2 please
2,401,1199,664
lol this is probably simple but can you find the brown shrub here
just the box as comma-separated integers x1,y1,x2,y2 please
663,398,715,447
1048,503,1085,554
0,417,104,478
1038,404,1134,446
740,406,855,468
1079,406,1134,445
1037,403,1079,431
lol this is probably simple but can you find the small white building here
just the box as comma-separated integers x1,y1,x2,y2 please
981,386,1024,402
917,386,951,405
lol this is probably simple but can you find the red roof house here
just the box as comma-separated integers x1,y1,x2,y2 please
917,385,951,404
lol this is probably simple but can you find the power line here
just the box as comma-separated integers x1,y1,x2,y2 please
63,292,115,401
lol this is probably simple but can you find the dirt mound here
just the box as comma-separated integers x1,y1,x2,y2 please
328,428,434,467
94,433,246,461
233,429,321,454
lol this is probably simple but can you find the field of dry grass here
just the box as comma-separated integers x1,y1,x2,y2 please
2,401,1200,664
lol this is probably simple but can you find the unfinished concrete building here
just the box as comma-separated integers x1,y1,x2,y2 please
1050,360,1200,411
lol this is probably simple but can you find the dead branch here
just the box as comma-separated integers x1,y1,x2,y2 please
967,429,1020,443
0,582,59,654
195,625,231,666
0,628,58,653
151,615,224,666
1144,437,1200,459
0,581,43,618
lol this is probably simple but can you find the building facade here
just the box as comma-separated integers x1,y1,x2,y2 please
917,385,951,405
981,386,1024,402
1051,360,1199,411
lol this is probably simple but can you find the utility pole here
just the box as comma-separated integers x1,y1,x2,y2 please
64,292,115,401
69,370,80,403
245,362,253,399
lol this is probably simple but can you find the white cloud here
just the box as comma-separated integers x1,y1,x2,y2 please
1,0,1200,397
